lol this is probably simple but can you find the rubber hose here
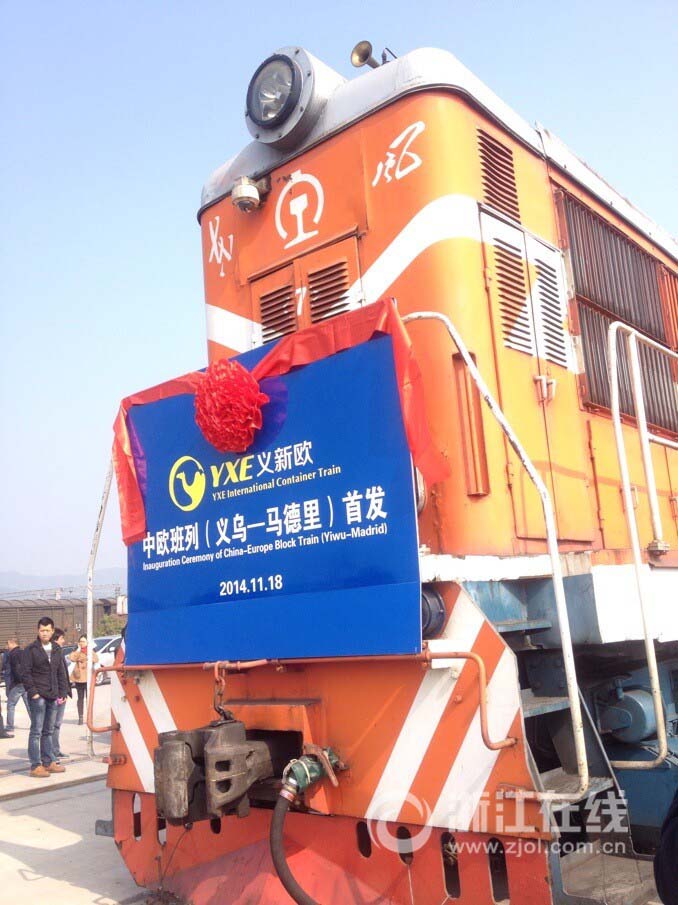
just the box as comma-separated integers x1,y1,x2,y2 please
269,794,321,905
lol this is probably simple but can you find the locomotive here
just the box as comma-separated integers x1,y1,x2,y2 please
102,42,678,904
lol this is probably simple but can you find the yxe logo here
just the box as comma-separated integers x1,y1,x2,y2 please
168,454,257,510
168,456,207,511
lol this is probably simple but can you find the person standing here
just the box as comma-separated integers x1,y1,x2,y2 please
5,637,30,732
50,628,71,763
655,789,678,905
69,635,98,725
0,645,13,738
0,710,11,738
22,617,69,777
1,643,10,692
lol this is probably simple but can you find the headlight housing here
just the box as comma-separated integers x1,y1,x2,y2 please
246,55,301,130
245,47,345,151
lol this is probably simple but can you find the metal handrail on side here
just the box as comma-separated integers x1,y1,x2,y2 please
210,641,518,751
98,646,517,754
606,321,676,770
402,310,589,803
87,665,120,735
85,458,115,757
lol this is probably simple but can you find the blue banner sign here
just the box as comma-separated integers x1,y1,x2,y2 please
126,335,422,664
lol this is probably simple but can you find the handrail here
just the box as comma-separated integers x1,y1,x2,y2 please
423,649,517,751
215,648,516,751
87,666,120,734
100,646,517,753
606,321,675,770
402,310,589,802
86,458,114,755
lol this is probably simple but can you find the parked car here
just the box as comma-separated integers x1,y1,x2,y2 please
62,643,78,682
93,635,123,685
68,636,122,685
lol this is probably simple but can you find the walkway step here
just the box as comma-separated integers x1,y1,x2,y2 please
495,618,553,634
540,767,614,808
521,688,571,717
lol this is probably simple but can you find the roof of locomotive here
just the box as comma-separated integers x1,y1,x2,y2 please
200,47,676,261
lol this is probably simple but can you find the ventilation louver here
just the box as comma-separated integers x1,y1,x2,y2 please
533,256,570,368
308,260,351,324
259,283,296,343
479,130,521,222
495,238,534,356
563,191,677,433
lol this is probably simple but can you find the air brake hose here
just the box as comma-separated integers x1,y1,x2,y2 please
269,790,321,905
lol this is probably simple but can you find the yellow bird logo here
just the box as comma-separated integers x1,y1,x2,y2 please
168,456,207,511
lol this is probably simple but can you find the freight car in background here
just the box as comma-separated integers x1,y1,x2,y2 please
0,596,121,646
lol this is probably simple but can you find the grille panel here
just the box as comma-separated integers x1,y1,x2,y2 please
563,194,666,341
533,256,569,368
308,261,351,324
479,130,521,222
259,284,296,343
495,239,534,355
579,304,678,433
564,191,677,433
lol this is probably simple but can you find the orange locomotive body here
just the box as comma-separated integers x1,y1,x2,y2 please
104,45,677,904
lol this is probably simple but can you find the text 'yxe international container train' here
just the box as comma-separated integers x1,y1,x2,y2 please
100,41,678,905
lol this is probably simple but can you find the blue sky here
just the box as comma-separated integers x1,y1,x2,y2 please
1,1,675,578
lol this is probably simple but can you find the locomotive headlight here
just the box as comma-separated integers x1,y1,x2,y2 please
245,47,346,150
246,55,301,129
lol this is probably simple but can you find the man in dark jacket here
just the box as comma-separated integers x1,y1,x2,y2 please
50,628,72,763
655,789,678,905
0,644,13,738
1,644,10,688
5,637,29,731
22,617,70,777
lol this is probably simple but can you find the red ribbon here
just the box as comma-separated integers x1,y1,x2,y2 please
251,298,448,487
113,298,448,545
113,373,204,545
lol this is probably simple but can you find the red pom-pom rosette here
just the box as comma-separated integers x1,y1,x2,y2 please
195,359,269,453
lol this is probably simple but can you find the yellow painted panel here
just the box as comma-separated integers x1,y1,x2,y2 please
588,419,656,552
664,446,678,544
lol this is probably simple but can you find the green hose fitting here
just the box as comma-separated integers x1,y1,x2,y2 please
283,747,342,793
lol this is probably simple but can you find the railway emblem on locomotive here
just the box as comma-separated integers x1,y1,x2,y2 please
275,169,325,250
168,455,207,511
